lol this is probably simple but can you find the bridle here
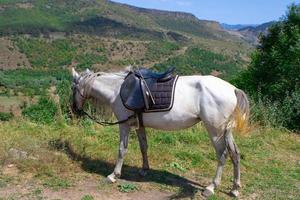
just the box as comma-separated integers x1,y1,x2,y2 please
71,82,136,126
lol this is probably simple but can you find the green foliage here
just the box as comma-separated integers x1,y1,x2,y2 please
16,38,77,68
22,96,58,124
0,112,13,121
234,3,300,130
168,162,187,172
0,69,70,96
56,77,72,120
145,41,180,61
0,175,12,188
154,133,176,145
81,195,94,200
75,53,107,70
280,89,300,130
43,176,71,190
154,47,241,78
235,3,300,100
117,183,138,193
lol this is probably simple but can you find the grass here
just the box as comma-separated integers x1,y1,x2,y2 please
0,119,299,199
42,176,71,190
81,195,94,200
117,183,138,193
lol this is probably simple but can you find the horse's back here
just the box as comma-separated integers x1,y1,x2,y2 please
142,75,237,130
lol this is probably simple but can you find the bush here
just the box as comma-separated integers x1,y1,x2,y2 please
22,97,58,124
249,89,300,131
280,89,300,130
0,112,13,121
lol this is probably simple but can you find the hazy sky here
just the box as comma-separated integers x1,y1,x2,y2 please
113,0,300,24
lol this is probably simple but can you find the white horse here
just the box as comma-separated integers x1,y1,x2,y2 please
71,68,249,197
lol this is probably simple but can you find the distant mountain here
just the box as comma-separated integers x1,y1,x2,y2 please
238,21,276,43
221,23,257,31
0,0,253,74
0,0,249,43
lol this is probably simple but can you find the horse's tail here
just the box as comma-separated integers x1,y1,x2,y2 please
229,88,250,135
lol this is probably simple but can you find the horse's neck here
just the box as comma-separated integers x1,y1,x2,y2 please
88,74,124,105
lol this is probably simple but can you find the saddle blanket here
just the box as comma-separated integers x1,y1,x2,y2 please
145,75,178,112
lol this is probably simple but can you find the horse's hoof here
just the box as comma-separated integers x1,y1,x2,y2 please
106,174,117,183
202,188,214,197
138,169,148,177
230,189,240,197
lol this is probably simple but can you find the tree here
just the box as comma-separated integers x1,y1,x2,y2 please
234,3,300,130
235,3,300,101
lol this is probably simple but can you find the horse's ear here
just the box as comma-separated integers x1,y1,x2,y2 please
85,68,91,74
72,67,80,82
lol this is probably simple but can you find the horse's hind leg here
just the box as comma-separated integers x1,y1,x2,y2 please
203,125,228,197
136,126,149,176
225,131,241,197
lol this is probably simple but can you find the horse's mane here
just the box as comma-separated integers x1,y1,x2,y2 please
77,68,131,120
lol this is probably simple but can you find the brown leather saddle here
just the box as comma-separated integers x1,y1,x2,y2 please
120,67,178,114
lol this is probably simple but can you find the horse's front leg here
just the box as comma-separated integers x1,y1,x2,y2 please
136,126,149,177
107,124,130,183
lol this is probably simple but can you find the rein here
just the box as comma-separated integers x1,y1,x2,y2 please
80,109,136,126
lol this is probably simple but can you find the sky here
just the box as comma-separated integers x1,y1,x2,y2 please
112,0,300,24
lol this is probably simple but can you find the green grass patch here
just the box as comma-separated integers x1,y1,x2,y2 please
43,176,71,190
22,96,58,124
0,175,13,188
0,112,13,121
81,195,94,200
117,183,138,193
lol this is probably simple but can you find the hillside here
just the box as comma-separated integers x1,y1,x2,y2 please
238,21,275,43
0,0,252,69
0,0,245,41
0,0,253,115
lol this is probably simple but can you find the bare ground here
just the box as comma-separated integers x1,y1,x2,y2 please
0,164,205,200
0,38,31,70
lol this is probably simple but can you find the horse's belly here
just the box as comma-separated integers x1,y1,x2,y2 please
142,112,200,131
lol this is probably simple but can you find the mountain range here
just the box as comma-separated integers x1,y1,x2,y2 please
0,0,274,76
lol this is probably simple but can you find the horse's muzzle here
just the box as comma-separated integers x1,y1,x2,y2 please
71,102,84,116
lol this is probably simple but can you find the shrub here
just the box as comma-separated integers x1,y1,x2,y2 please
280,89,300,130
0,112,13,121
22,96,58,124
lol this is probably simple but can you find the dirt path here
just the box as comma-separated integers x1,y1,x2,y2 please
0,177,180,200
0,164,205,200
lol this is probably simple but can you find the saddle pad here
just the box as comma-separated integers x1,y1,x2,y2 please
145,75,179,112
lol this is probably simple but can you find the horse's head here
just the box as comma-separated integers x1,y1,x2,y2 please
71,68,91,115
